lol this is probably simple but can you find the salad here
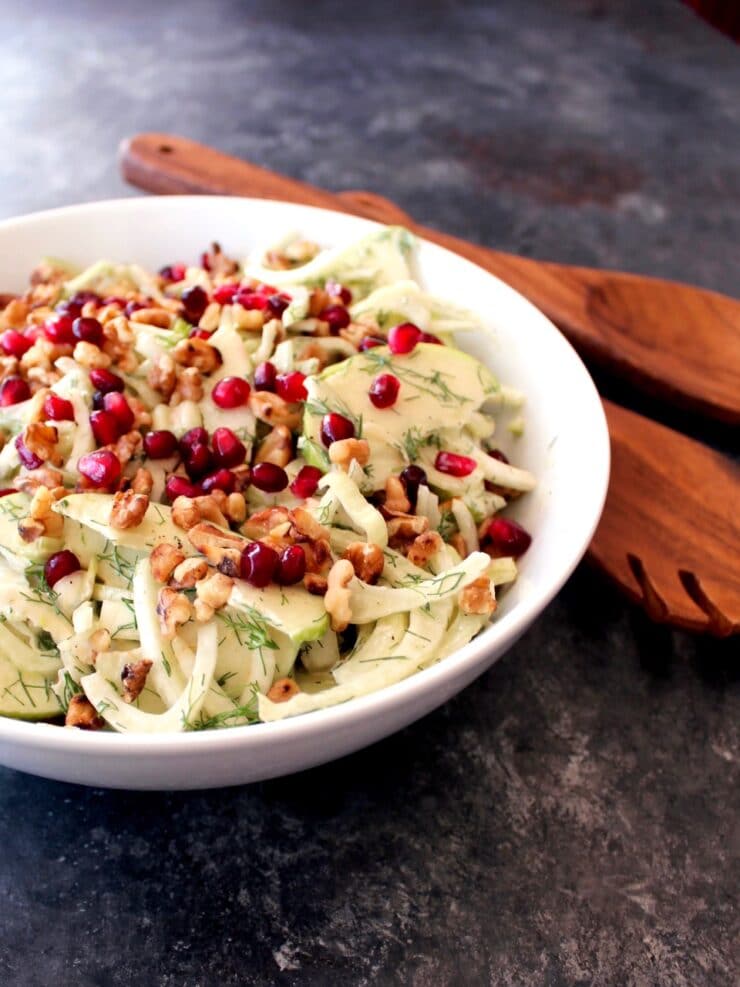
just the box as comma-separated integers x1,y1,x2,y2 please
0,226,534,733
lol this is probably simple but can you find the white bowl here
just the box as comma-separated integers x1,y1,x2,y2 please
0,196,609,789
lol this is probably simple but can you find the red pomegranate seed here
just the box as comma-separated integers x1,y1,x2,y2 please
289,465,322,499
70,290,101,308
212,282,239,304
159,263,187,283
103,392,134,432
201,468,236,494
89,368,124,393
179,427,209,456
240,541,279,588
234,290,269,311
275,544,306,585
388,322,422,355
400,465,428,506
267,294,291,318
165,475,203,500
0,377,30,406
254,361,277,392
369,373,400,409
55,299,83,320
90,409,121,445
320,412,355,447
251,462,289,493
200,252,212,271
275,371,307,403
211,427,246,469
72,316,104,346
44,314,75,344
78,449,121,487
184,442,213,480
143,429,178,459
43,393,75,421
318,304,350,333
0,329,32,358
359,336,385,351
189,328,213,340
212,376,251,409
255,282,278,295
483,517,532,558
181,285,209,323
15,436,42,469
419,332,443,345
24,325,45,343
434,451,477,477
325,281,352,305
0,488,17,498
44,550,81,588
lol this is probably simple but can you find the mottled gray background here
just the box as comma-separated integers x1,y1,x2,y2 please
0,1,738,985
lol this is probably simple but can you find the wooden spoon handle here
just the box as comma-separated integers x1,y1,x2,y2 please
119,133,740,425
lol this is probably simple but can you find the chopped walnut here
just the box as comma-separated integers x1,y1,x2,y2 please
328,438,370,471
102,316,138,372
16,465,64,494
242,506,291,539
0,298,29,330
407,531,443,568
147,353,177,400
264,239,320,270
225,492,247,524
65,694,105,730
110,489,149,530
73,340,112,368
302,537,332,576
304,573,328,595
339,322,370,349
172,494,228,531
267,678,300,703
127,397,152,430
156,587,192,639
187,521,245,576
296,342,329,371
383,475,411,515
308,288,331,316
173,367,204,403
109,430,143,468
17,518,45,542
150,543,186,583
27,366,62,389
131,467,154,496
171,557,209,589
202,241,238,278
28,484,63,537
23,423,61,465
231,307,266,331
343,542,384,584
195,571,233,611
459,577,496,616
172,337,221,373
255,425,293,468
194,598,215,622
0,355,19,377
129,307,174,329
387,514,430,553
290,506,331,544
121,659,153,703
324,559,354,632
248,391,302,430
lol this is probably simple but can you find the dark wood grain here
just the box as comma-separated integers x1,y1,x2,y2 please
120,133,740,425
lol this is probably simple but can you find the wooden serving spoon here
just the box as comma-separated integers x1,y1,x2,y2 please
120,133,740,426
118,134,740,635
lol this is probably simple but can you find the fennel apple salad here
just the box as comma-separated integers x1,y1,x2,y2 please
0,226,534,734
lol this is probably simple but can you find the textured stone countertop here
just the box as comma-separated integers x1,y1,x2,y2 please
0,1,737,984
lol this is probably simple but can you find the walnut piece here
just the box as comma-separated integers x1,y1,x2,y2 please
255,425,293,468
387,514,429,552
304,573,328,595
383,475,411,515
121,659,153,704
150,543,186,583
73,340,111,368
195,571,233,611
16,465,64,495
28,484,63,537
171,557,209,589
23,423,61,465
129,307,174,329
109,489,149,530
267,678,300,703
131,467,154,496
407,531,443,568
148,353,177,400
172,337,221,373
328,438,370,471
173,366,204,403
187,521,245,576
65,694,105,730
248,391,302,430
17,518,45,543
172,494,229,531
459,577,496,616
324,558,354,632
343,542,384,584
156,587,193,639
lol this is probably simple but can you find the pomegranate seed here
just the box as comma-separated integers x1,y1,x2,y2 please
189,328,213,339
255,283,278,295
44,314,75,344
89,368,124,393
24,325,45,343
55,299,83,320
44,550,81,588
0,488,17,498
488,448,510,464
125,300,145,318
325,281,352,305
289,465,322,499
234,290,269,311
184,442,213,480
240,541,279,588
251,462,288,493
200,252,212,271
102,392,134,432
275,544,306,585
143,429,178,459
15,436,42,470
179,427,209,456
369,373,400,409
254,361,277,392
400,465,428,506
275,371,307,403
102,296,128,308
211,427,246,469
92,390,106,410
212,376,251,409
318,304,350,333
159,263,187,283
43,393,75,421
0,377,30,406
388,322,422,355
72,316,104,346
165,475,203,500
90,409,121,445
359,336,385,351
320,412,355,447
434,451,477,477
181,285,209,323
212,282,239,304
483,517,532,558
70,290,101,308
419,332,443,345
0,329,32,358
267,294,290,318
78,449,121,487
201,468,237,494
